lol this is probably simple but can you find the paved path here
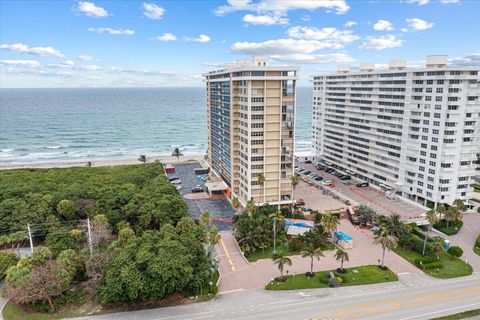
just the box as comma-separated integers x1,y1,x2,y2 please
0,281,7,320
71,273,480,320
216,219,420,292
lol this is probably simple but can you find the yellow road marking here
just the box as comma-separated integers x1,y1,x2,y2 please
220,237,236,271
311,286,480,320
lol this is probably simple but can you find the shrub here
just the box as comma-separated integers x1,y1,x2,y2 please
288,238,304,251
447,246,463,257
414,256,437,266
422,261,443,270
0,251,19,278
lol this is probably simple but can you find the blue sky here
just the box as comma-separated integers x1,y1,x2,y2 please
0,0,479,87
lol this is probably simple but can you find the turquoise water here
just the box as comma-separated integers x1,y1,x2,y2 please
0,87,312,165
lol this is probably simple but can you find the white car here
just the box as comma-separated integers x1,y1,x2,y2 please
171,179,182,185
322,180,333,186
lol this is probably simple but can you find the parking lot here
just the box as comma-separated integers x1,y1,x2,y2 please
297,161,426,220
293,180,347,213
165,162,235,231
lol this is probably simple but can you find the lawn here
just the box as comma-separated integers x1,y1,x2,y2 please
265,265,398,290
2,303,86,320
245,242,335,263
431,308,480,319
394,247,473,279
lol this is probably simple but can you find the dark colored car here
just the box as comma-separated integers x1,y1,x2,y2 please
191,185,204,193
314,176,323,181
316,165,326,170
305,159,313,164
326,168,335,173
340,175,351,180
356,182,369,187
303,170,312,175
168,176,180,181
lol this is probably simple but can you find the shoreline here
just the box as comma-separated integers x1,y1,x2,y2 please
0,155,206,170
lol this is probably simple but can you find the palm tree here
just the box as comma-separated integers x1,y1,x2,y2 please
171,147,184,162
373,228,398,268
245,199,256,216
85,161,92,167
200,211,211,228
290,175,299,216
138,154,147,164
232,197,241,215
436,203,446,220
320,213,340,236
422,209,438,255
301,244,324,276
257,173,266,203
452,198,465,212
334,248,350,271
445,207,459,228
273,251,292,279
208,226,220,247
431,237,445,257
384,214,407,239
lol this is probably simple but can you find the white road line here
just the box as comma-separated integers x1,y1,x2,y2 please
397,302,480,320
153,311,213,320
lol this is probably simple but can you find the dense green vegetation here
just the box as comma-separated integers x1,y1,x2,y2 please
472,183,480,193
0,162,218,318
474,234,480,256
265,265,398,290
431,308,480,319
434,219,464,236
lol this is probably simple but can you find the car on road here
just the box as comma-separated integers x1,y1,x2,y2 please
171,179,182,185
322,180,333,186
168,176,180,181
356,181,369,187
191,185,204,193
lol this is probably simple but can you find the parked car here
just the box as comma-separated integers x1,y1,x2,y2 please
191,185,203,193
305,159,313,164
314,176,323,181
296,167,306,172
172,179,182,185
303,170,312,175
308,173,318,179
326,168,336,173
356,181,369,187
296,199,305,206
340,175,351,180
168,176,180,181
322,180,333,186
316,165,326,170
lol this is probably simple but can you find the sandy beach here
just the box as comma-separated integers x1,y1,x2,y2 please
0,155,206,170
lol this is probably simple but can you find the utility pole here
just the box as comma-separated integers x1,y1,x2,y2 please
27,223,34,253
87,218,93,255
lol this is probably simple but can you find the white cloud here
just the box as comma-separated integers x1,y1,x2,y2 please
405,18,434,30
76,1,108,17
405,0,429,5
344,21,357,27
0,43,64,57
186,34,211,43
62,60,75,67
449,52,480,67
87,27,135,35
231,38,342,55
77,54,94,61
82,64,102,71
373,19,394,31
155,33,177,42
1,59,41,68
142,3,165,20
439,0,459,3
287,26,359,43
270,53,354,64
215,0,350,16
401,28,409,32
242,14,288,25
360,34,404,50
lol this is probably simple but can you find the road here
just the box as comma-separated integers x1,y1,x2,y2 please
71,273,480,320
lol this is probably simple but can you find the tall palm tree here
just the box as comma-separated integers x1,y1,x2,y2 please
373,228,398,268
384,214,407,239
171,147,184,162
290,175,298,216
200,211,211,228
208,226,220,247
422,209,438,255
334,248,350,271
257,173,266,204
452,198,465,212
436,203,446,220
431,237,445,257
320,213,340,236
301,244,324,276
138,154,147,164
273,252,292,279
245,199,256,216
232,197,241,215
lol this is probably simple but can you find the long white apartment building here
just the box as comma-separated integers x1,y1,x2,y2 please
204,57,298,206
312,55,479,209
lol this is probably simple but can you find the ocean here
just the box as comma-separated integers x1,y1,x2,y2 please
0,87,313,165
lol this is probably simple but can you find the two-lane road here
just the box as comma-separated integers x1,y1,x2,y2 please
72,273,480,320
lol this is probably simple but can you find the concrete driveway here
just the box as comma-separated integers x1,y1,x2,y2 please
215,219,420,293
